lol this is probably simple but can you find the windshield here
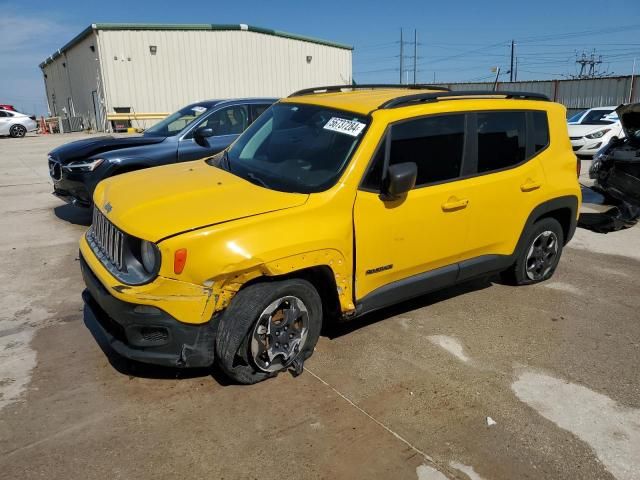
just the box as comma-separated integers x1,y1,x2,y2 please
567,111,585,123
218,103,369,193
144,104,210,136
580,109,617,125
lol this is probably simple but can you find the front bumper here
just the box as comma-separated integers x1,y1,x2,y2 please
50,170,93,207
49,158,104,207
570,138,603,156
81,254,216,368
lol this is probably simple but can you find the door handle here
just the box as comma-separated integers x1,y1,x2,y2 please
520,179,542,192
441,197,469,212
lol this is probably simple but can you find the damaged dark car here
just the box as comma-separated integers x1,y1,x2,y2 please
586,103,640,232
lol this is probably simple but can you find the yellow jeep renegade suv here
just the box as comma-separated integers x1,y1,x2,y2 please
80,85,580,384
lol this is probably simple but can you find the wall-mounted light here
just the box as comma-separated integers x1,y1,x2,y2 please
89,45,95,52
149,45,157,55
306,55,312,64
62,62,66,68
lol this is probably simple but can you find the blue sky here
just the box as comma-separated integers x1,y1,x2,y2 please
1,0,639,115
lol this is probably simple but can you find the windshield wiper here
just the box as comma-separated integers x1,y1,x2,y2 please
246,171,270,189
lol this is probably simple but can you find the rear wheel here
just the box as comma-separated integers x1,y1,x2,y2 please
502,217,564,285
215,279,322,384
10,125,27,138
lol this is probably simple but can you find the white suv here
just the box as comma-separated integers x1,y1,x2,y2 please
567,106,624,157
0,109,38,138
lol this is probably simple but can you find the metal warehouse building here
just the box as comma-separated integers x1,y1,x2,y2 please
39,23,353,132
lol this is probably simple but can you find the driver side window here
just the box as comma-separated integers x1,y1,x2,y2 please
202,105,249,136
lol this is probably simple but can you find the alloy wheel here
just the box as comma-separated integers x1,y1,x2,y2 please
10,125,27,138
250,296,309,373
525,230,559,281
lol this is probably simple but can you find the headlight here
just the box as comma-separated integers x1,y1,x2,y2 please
140,240,160,274
585,129,610,139
63,158,104,172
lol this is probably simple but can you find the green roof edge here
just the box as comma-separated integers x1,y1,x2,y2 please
39,23,352,67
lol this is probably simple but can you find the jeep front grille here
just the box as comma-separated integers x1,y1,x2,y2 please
89,208,125,270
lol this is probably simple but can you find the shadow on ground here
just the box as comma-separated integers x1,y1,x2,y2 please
325,275,496,339
83,274,500,384
54,204,92,226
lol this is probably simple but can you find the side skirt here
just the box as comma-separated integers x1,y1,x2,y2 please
355,254,512,317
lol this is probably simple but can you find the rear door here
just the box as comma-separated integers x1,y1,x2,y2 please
459,110,548,262
177,104,249,162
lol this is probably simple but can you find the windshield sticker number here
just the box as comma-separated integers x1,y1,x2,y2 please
192,106,207,114
323,117,366,137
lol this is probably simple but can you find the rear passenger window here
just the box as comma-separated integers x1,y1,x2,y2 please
477,111,526,173
532,111,550,152
390,114,465,186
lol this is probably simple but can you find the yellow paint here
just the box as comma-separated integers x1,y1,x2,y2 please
82,88,581,324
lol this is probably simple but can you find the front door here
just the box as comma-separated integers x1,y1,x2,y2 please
178,104,249,162
354,113,471,300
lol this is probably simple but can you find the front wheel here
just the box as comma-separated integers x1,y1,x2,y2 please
10,125,27,138
215,279,322,384
502,217,564,285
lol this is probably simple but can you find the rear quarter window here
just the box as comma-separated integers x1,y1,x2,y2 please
532,111,550,153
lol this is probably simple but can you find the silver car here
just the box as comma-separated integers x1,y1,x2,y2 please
0,109,38,137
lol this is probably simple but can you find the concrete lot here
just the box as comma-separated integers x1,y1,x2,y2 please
1,133,639,480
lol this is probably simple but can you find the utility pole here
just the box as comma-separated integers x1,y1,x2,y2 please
510,40,515,82
630,57,637,103
514,57,518,82
575,50,604,79
413,29,417,84
399,28,404,84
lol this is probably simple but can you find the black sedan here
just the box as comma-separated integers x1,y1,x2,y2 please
48,98,276,207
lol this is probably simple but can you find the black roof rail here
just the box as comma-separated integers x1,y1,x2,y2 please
380,90,550,109
289,84,450,97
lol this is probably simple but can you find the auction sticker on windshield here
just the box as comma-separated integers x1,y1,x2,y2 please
323,117,366,137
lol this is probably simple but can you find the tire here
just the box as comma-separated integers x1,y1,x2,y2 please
501,217,564,286
9,124,27,138
215,278,322,384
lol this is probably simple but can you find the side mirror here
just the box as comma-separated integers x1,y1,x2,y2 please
384,162,417,199
194,127,215,147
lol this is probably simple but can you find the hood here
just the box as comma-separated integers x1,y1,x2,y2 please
567,123,617,137
616,104,640,142
49,135,166,163
93,160,309,242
